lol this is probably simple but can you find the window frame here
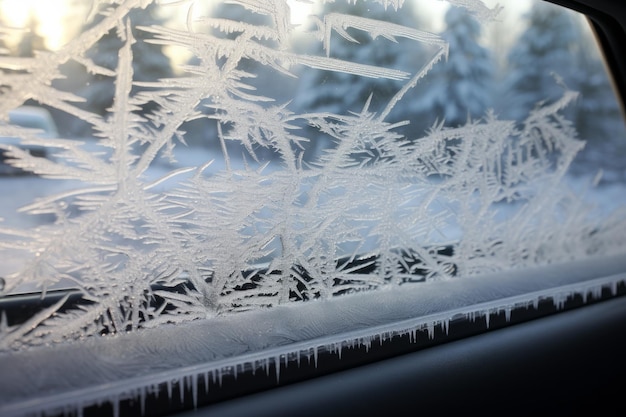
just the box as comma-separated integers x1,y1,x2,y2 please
177,295,626,416
1,1,626,416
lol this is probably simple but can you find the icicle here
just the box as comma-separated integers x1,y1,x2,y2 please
442,318,450,335
611,281,618,296
485,310,490,328
504,306,512,322
140,385,146,416
179,376,185,403
274,355,281,383
313,346,319,368
65,403,81,417
110,395,120,417
151,384,159,398
166,379,173,401
592,286,603,299
264,358,270,376
553,293,568,309
204,371,210,394
218,368,223,387
337,343,343,359
191,374,198,409
363,337,372,352
426,323,434,339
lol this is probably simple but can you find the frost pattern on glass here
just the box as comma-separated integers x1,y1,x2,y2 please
0,0,625,350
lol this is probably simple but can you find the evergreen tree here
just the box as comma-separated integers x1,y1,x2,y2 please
17,13,47,57
502,3,580,121
411,6,493,130
575,52,625,142
504,3,626,181
572,35,626,181
291,0,427,155
294,0,423,122
79,4,173,121
573,29,625,142
181,2,277,150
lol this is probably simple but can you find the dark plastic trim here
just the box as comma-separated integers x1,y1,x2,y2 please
177,295,626,416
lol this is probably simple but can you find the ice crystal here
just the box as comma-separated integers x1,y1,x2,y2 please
0,0,624,351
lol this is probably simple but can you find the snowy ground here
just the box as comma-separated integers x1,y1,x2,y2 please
2,143,626,282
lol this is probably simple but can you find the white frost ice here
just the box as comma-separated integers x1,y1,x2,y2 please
0,0,625,415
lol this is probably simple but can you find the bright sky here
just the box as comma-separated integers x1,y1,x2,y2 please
0,0,89,50
0,0,533,54
0,0,318,51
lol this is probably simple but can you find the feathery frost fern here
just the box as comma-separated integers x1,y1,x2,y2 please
0,0,624,350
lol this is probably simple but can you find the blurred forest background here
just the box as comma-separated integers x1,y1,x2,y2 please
1,0,624,181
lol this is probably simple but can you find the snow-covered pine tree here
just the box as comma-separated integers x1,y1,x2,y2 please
573,42,626,181
77,4,173,130
292,0,427,157
179,1,284,156
504,3,626,181
502,3,580,121
410,6,493,132
16,14,47,58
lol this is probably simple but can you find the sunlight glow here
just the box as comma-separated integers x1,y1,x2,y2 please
0,0,72,50
287,0,314,26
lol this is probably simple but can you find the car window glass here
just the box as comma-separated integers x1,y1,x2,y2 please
0,1,625,413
